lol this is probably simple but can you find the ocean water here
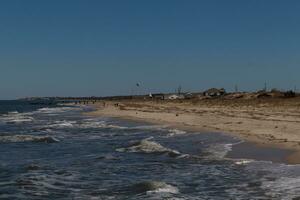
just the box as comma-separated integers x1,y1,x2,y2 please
1,101,300,199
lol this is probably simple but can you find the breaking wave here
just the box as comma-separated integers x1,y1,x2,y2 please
116,137,184,158
78,120,127,129
130,181,179,195
0,135,59,143
48,119,164,131
36,107,81,114
47,120,77,128
46,120,128,130
234,159,254,165
0,112,34,123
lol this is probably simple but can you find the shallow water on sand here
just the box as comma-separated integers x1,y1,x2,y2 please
1,102,300,199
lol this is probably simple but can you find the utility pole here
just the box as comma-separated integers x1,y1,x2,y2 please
177,85,182,95
235,84,238,93
264,82,267,92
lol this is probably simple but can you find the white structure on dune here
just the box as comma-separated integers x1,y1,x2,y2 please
165,94,185,100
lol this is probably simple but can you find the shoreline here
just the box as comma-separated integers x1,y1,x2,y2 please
85,99,300,164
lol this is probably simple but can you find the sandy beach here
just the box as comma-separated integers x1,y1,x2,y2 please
88,98,300,164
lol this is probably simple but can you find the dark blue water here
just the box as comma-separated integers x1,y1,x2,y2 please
1,101,300,199
0,100,59,115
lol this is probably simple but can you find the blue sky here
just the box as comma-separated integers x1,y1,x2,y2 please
0,0,300,99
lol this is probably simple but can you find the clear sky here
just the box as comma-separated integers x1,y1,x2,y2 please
0,0,300,99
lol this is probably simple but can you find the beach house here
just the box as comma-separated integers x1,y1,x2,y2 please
203,88,226,97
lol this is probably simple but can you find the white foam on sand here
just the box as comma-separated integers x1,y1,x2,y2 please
166,129,187,137
132,125,169,131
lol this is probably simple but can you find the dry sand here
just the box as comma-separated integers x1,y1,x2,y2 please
87,98,300,164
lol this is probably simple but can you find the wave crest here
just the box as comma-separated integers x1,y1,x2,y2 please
0,135,59,143
0,112,34,123
130,181,179,194
36,107,80,114
116,138,182,157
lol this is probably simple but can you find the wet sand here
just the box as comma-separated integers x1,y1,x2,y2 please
87,98,300,164
227,142,294,164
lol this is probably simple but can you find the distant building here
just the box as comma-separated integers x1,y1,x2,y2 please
183,92,194,99
152,93,165,100
203,88,226,97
